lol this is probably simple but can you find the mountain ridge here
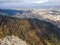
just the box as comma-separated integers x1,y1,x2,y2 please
0,15,60,45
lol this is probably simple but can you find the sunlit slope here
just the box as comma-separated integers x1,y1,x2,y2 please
0,15,60,45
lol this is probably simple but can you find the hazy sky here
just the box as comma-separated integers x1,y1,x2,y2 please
0,0,60,9
0,0,60,3
0,0,48,4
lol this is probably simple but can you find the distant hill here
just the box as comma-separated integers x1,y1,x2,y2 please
0,9,60,28
0,9,24,16
0,15,60,45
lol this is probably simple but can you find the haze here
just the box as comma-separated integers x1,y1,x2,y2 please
0,0,60,9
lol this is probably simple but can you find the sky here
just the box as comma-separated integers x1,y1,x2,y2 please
0,0,60,9
0,0,48,3
0,0,60,4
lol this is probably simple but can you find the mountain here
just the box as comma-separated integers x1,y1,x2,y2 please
0,9,25,16
0,15,60,45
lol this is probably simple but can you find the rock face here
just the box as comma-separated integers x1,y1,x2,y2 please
0,15,60,45
0,35,27,45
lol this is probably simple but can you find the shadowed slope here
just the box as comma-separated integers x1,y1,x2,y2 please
0,15,60,45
